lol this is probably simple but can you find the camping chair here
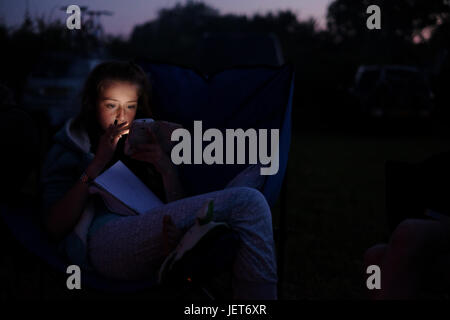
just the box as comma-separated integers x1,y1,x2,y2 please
140,61,294,296
0,61,294,298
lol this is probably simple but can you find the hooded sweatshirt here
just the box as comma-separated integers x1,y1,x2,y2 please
41,118,122,269
41,118,176,269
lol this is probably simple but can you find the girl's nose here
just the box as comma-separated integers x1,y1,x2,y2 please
116,108,125,122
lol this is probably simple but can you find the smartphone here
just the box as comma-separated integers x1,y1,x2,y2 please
128,118,156,147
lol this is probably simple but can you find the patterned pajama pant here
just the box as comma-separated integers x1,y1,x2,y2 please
88,187,278,299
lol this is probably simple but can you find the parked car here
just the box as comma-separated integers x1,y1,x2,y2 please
22,53,103,128
350,65,434,119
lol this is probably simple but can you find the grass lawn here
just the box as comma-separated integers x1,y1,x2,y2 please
275,131,450,299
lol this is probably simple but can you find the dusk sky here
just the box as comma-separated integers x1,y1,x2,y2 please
0,0,332,38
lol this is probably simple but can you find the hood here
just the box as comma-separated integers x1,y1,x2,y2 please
53,118,92,155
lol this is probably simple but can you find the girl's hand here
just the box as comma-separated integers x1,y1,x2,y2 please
130,128,175,176
94,120,130,168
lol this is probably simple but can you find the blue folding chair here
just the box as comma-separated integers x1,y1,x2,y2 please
0,61,294,297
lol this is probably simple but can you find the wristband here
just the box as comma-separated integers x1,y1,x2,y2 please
79,171,93,185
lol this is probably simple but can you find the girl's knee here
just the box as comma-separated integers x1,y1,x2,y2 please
227,187,272,222
231,187,267,203
233,186,269,208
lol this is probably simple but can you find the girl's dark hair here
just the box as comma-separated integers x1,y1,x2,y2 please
73,60,153,151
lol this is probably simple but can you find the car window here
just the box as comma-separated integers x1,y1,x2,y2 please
385,69,428,92
357,69,380,91
385,69,417,79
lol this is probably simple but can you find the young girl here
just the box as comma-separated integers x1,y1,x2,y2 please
41,61,278,299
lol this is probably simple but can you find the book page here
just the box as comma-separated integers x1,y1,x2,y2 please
89,184,138,216
94,160,163,215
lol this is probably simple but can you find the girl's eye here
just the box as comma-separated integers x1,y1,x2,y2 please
128,105,136,109
107,103,116,109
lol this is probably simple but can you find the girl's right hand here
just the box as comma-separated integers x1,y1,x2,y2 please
94,121,130,168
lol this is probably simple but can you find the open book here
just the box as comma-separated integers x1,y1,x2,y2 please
88,160,164,216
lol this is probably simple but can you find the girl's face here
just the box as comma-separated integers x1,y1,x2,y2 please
97,80,139,132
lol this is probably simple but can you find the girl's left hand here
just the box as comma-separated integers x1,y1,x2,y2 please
130,128,174,175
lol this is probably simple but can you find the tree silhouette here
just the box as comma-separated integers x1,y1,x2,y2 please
327,0,449,43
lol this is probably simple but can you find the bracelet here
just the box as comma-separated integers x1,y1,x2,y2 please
79,171,93,185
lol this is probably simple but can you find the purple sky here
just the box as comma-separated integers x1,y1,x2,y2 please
0,0,332,38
